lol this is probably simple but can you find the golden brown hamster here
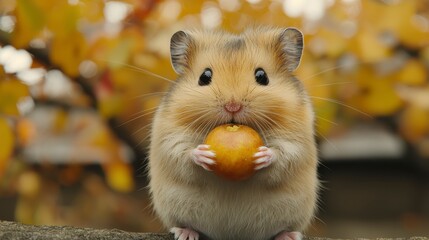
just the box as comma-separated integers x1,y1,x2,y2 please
148,27,319,240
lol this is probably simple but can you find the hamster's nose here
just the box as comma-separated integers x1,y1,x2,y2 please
224,101,242,113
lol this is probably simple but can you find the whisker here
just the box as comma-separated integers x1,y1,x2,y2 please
251,117,269,144
171,105,217,116
315,127,338,153
255,109,304,132
117,108,158,127
316,116,339,126
178,86,209,99
309,81,352,88
181,110,214,138
132,122,153,137
126,106,158,119
301,64,354,81
310,96,371,118
196,114,219,144
98,59,176,84
135,123,154,147
251,111,291,140
128,92,167,101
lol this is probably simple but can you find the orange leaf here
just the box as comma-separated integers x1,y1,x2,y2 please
16,118,37,146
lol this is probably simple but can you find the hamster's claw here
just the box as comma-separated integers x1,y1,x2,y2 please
274,231,302,240
253,146,274,170
191,144,216,171
170,227,199,240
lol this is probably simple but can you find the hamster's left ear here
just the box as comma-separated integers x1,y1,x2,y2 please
279,28,304,72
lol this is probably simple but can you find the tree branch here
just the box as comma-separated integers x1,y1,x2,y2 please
0,30,97,109
0,30,147,163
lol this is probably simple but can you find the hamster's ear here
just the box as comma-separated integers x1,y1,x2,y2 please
278,28,303,72
170,30,194,74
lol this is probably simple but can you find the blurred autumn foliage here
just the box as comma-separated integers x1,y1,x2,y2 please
0,0,429,233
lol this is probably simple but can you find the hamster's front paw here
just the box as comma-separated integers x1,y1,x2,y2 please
253,146,274,170
191,144,216,171
170,227,199,240
274,231,302,240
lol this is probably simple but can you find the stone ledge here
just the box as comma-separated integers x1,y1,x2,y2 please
0,221,170,240
0,221,427,240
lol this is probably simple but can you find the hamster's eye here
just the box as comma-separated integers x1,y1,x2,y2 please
255,68,269,86
199,68,212,86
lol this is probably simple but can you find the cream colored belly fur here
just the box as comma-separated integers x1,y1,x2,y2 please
151,174,317,240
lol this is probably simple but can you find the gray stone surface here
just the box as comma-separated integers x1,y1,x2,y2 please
0,221,428,240
0,221,172,240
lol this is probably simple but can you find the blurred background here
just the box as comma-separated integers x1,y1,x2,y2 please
0,0,429,238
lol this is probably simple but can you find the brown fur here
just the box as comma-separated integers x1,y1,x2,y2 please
148,27,319,240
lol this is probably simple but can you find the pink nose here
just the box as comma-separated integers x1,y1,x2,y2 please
224,102,242,113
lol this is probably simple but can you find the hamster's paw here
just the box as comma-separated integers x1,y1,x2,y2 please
274,231,302,240
253,146,274,170
170,227,199,240
191,144,216,171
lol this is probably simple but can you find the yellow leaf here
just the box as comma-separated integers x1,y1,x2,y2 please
89,28,146,70
398,21,429,49
307,29,347,58
103,161,135,192
46,1,79,38
98,94,123,119
400,106,429,142
15,197,36,224
17,170,41,198
80,0,105,22
50,33,88,77
87,124,115,148
315,101,338,138
12,0,45,48
351,29,392,62
0,79,30,116
396,59,427,86
359,0,415,33
358,77,403,116
53,109,68,134
106,38,134,69
0,117,14,177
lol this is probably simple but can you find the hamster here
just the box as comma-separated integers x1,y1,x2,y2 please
148,27,319,240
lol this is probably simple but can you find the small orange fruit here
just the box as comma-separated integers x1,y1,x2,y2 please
204,124,263,181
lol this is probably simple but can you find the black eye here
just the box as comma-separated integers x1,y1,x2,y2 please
199,68,212,86
255,68,269,86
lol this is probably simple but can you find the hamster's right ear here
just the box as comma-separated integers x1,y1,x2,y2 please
170,30,194,74
279,28,304,72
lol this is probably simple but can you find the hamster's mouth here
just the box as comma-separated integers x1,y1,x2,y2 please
228,116,243,125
